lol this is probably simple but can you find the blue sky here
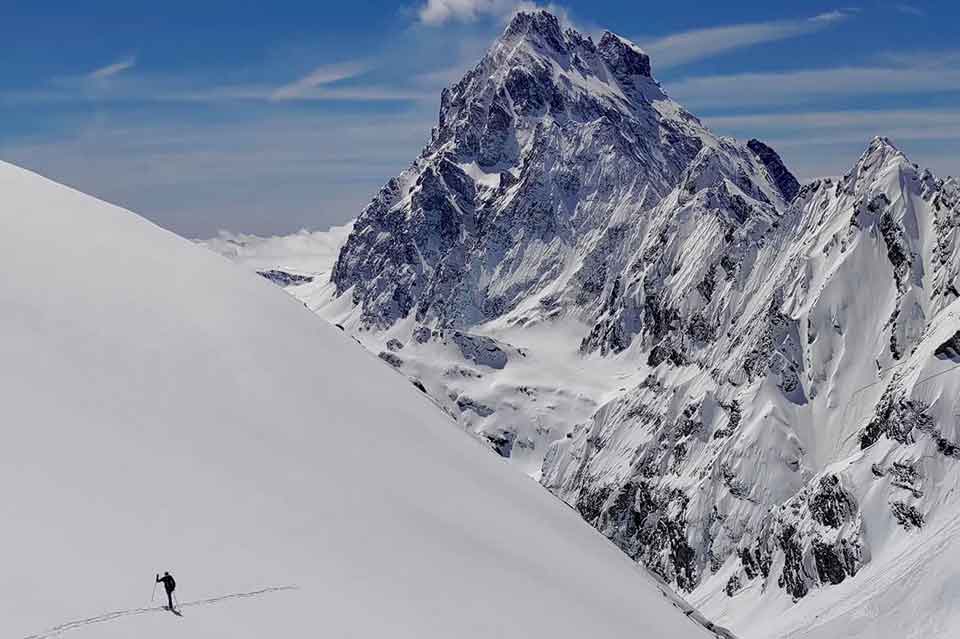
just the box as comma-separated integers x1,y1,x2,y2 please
1,1,958,237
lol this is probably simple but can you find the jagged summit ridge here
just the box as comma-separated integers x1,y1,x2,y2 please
500,10,652,79
501,10,569,53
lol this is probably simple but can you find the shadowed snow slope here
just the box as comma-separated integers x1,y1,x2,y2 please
1,160,717,638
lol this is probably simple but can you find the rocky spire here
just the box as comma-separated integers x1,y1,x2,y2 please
598,31,652,79
748,138,800,202
501,10,568,53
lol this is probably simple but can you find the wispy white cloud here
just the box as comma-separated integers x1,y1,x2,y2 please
893,3,927,16
879,48,960,69
156,81,432,104
771,136,958,182
414,66,469,88
87,57,136,80
416,0,578,29
666,64,960,107
418,0,518,25
700,107,960,180
5,66,432,106
706,108,960,148
269,84,431,103
640,10,853,70
271,61,371,100
705,108,960,132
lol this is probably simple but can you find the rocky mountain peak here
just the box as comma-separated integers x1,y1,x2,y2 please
333,8,795,332
867,134,902,153
502,10,567,52
491,11,657,111
840,136,914,196
858,135,909,173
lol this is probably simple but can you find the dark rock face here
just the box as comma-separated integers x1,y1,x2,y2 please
937,436,960,458
413,325,432,344
891,501,924,529
456,395,495,417
257,269,314,287
812,539,860,585
809,475,856,528
934,329,960,361
574,484,613,523
739,547,769,581
377,351,404,368
729,472,865,601
747,139,800,202
597,31,652,81
574,479,699,591
776,524,808,599
450,332,508,369
585,480,699,592
879,207,910,289
386,338,404,352
485,430,516,458
861,396,934,448
724,574,742,597
713,401,741,439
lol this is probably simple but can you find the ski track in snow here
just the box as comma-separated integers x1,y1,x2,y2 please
22,586,299,639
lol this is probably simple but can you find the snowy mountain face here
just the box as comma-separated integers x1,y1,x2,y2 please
2,162,726,639
205,10,960,639
331,10,790,334
544,137,960,638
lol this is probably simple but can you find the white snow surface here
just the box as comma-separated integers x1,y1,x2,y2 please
1,161,723,639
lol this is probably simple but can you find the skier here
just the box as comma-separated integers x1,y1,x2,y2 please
156,571,177,611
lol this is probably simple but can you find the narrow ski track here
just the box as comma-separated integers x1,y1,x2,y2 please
22,586,299,639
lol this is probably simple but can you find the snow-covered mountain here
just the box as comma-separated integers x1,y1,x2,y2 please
331,10,792,333
1,160,732,639
546,137,960,638
203,9,960,639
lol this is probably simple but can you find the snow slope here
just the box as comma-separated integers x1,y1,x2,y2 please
0,160,726,638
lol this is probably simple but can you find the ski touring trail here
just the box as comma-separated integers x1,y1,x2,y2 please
21,586,298,639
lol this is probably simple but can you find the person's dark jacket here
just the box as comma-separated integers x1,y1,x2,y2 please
157,573,176,593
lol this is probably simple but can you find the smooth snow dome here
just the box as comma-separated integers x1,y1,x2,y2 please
0,161,712,638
